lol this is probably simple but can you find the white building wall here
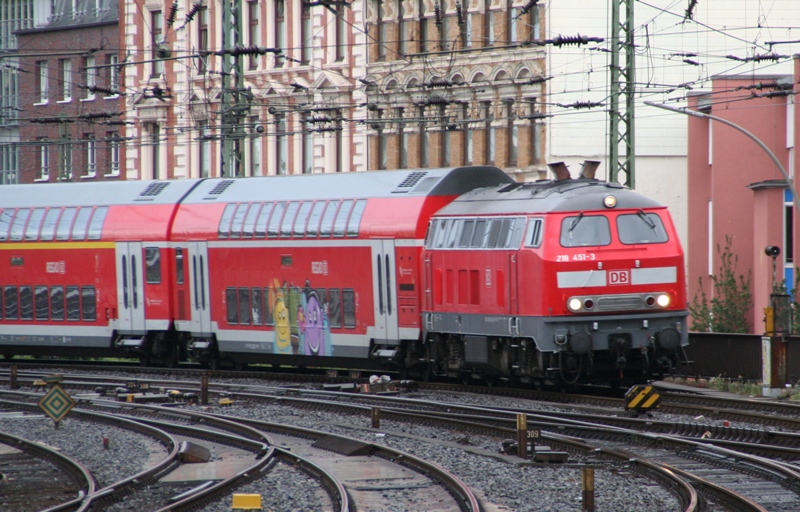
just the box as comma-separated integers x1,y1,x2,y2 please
547,0,800,254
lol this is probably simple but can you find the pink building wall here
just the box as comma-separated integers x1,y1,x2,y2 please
687,56,800,333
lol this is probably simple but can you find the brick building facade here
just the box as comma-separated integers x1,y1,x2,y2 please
16,0,122,183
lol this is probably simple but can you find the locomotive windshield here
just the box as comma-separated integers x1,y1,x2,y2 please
560,215,611,247
617,211,668,244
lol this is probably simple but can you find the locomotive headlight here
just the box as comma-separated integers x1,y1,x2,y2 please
568,297,583,312
603,195,617,208
656,293,671,308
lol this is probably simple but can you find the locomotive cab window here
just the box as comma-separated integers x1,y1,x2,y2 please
617,211,668,244
560,214,611,247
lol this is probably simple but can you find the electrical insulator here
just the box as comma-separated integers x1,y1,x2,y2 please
434,2,442,27
455,2,464,25
167,1,179,27
519,0,538,16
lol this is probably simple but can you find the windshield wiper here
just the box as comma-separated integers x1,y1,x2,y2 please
637,209,656,230
568,212,584,234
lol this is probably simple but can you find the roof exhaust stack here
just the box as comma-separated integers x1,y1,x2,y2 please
547,162,571,181
580,160,601,179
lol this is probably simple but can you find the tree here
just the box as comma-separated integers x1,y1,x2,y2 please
689,235,752,333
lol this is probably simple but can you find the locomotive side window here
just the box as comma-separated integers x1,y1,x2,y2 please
25,208,46,241
9,208,30,241
293,201,312,237
328,288,342,328
560,215,610,247
226,287,238,324
342,289,356,328
145,247,161,284
319,200,339,237
254,202,273,238
525,218,543,247
40,208,61,241
251,288,263,325
281,201,300,238
446,219,460,248
86,206,108,240
4,286,17,320
70,207,92,240
218,203,237,239
459,220,474,248
56,208,77,241
66,286,80,321
50,286,64,321
242,203,262,238
470,219,487,247
0,208,11,241
82,286,96,321
333,200,354,237
346,199,367,237
487,218,504,247
19,286,32,320
617,211,668,244
35,285,48,320
306,201,326,237
268,202,287,238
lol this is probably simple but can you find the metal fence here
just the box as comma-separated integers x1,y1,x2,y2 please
686,332,800,384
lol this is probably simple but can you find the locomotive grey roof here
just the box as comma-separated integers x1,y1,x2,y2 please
179,167,514,204
0,180,202,208
435,178,666,216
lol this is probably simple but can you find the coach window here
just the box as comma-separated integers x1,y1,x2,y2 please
267,202,287,238
50,286,64,321
19,286,32,320
333,200,354,237
254,202,273,238
0,288,3,319
4,286,17,319
525,218,543,247
346,199,367,237
218,204,237,239
82,286,96,321
251,288,263,325
226,288,238,324
35,286,48,320
306,201,326,237
560,215,610,247
263,287,274,325
230,203,249,238
40,208,61,241
9,208,30,241
66,286,80,321
0,208,10,241
86,206,108,240
70,207,92,240
56,208,77,241
242,203,262,238
319,200,339,237
281,201,300,238
617,212,668,244
238,288,251,325
293,201,312,237
328,288,342,328
175,248,184,285
145,248,161,284
25,208,46,241
342,289,356,328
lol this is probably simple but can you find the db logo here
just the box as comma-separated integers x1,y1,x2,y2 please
609,270,630,285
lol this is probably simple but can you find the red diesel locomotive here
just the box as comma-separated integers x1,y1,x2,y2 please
0,164,688,384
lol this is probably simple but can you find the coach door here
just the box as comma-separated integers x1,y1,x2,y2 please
187,241,212,336
373,240,399,342
116,242,146,334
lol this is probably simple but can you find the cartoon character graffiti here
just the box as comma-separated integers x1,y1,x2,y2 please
299,281,331,356
270,280,293,354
